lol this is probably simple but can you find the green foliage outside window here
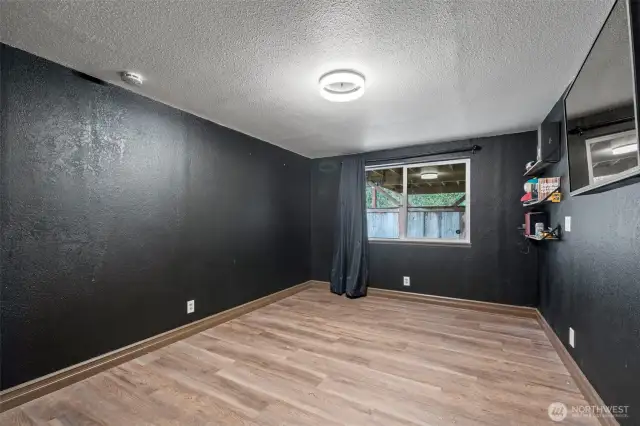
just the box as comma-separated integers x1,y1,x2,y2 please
366,186,465,208
409,192,465,207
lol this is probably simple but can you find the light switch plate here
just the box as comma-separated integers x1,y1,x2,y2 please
569,327,575,348
565,216,572,232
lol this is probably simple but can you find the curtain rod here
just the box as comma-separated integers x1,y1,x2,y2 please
364,144,482,164
568,116,634,136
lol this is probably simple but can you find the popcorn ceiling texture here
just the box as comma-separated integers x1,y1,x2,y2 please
0,0,614,158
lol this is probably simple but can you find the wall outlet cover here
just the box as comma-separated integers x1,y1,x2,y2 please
187,300,195,314
403,276,410,287
565,216,572,232
569,327,575,348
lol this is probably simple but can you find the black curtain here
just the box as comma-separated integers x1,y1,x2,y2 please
330,157,369,298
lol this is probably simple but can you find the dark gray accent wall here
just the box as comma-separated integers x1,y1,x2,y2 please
539,98,640,424
311,133,539,306
0,40,3,392
0,45,310,390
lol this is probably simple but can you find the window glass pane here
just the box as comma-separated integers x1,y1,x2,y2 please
366,167,403,238
406,162,466,240
367,211,399,238
587,131,639,185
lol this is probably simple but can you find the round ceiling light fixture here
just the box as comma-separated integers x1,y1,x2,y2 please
421,173,439,180
420,167,439,180
319,70,366,102
120,71,144,87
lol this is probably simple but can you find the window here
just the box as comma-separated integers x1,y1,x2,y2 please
366,159,470,243
585,130,639,186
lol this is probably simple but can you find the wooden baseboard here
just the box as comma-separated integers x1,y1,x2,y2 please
310,281,537,318
0,280,315,413
368,287,538,318
535,311,619,426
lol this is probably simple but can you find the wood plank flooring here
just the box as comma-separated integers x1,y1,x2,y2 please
0,287,598,425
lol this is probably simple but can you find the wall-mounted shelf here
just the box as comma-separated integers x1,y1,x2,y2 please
526,235,559,241
523,160,552,177
520,224,562,241
522,186,561,207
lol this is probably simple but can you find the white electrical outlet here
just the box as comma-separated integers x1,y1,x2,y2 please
565,216,572,232
569,327,575,348
403,276,410,287
187,300,195,314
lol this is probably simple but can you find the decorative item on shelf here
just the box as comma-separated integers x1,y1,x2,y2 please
518,223,562,242
527,225,562,241
524,212,548,236
521,178,538,204
521,176,561,206
538,176,560,200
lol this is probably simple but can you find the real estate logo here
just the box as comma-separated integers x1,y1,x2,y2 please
547,402,629,421
548,402,568,422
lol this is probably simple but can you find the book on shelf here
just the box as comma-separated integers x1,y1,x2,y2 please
537,177,560,201
521,176,561,205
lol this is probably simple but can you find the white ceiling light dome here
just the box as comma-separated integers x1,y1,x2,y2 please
612,143,638,155
120,71,144,86
319,70,366,102
421,173,439,180
420,167,439,180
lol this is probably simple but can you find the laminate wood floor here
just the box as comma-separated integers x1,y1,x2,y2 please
0,287,599,425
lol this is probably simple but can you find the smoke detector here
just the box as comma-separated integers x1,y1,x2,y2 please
319,70,366,102
120,71,144,86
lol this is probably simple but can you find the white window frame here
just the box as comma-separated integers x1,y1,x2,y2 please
365,158,471,245
585,129,639,185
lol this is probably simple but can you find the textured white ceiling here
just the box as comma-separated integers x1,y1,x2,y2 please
0,0,614,158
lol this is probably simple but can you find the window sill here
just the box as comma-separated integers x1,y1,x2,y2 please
368,238,471,247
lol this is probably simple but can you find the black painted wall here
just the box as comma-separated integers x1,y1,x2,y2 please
539,98,640,424
311,133,539,306
0,45,310,389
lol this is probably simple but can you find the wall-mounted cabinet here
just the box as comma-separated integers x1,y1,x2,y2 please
523,121,561,177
